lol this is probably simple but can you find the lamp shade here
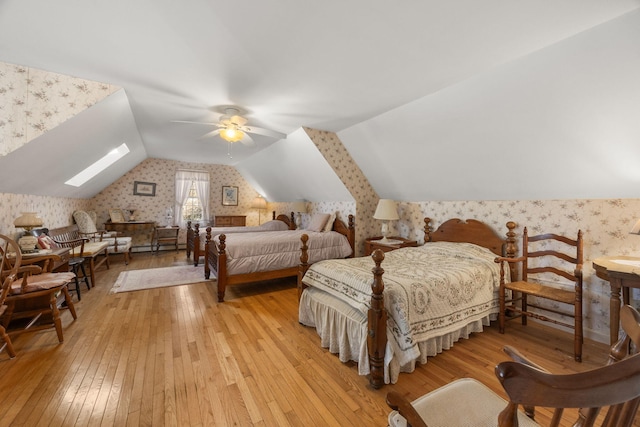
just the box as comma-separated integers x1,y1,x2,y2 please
251,196,267,209
220,127,245,142
14,212,44,230
292,201,307,213
373,199,399,221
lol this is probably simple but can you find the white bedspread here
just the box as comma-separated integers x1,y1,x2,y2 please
198,220,290,250
214,229,353,275
300,242,505,381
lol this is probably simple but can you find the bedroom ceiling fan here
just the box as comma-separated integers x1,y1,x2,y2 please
173,106,287,148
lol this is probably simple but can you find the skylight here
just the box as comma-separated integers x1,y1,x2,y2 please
65,143,130,187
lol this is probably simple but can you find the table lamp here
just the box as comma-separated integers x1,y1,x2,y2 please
14,212,44,252
373,199,399,244
292,200,307,229
251,195,267,224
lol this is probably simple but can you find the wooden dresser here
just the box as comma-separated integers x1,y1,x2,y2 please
214,215,246,227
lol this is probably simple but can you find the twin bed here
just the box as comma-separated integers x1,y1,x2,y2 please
298,218,517,388
204,214,356,302
186,212,294,266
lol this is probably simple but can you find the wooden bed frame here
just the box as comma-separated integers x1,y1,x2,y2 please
186,211,294,266
206,214,355,302
299,217,517,389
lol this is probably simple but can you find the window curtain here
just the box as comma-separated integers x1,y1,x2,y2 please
175,170,210,225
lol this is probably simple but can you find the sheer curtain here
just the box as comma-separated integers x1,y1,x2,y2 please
175,170,210,225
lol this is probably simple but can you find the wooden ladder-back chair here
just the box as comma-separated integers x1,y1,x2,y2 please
0,234,78,347
387,304,640,427
495,228,584,361
0,234,18,358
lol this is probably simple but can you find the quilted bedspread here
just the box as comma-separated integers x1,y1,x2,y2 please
301,241,504,366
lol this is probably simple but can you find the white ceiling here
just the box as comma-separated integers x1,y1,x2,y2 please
1,1,639,201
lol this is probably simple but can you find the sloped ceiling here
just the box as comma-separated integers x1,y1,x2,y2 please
0,89,146,199
1,1,640,201
338,9,640,201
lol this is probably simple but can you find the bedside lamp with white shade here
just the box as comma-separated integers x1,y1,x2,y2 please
373,199,399,244
251,195,267,224
292,200,308,229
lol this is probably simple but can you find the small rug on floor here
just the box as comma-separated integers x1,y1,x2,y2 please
110,265,210,294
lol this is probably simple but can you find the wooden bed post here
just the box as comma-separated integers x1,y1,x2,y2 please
298,234,310,301
347,214,355,257
368,249,386,389
505,221,517,279
290,212,295,228
272,210,276,220
217,234,228,302
424,217,432,242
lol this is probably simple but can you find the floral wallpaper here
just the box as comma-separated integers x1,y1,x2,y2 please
0,192,90,239
304,127,379,255
90,158,266,248
0,61,118,156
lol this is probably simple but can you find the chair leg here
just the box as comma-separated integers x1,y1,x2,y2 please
62,286,77,320
522,294,528,326
0,324,15,358
79,263,91,290
50,292,64,343
499,288,506,334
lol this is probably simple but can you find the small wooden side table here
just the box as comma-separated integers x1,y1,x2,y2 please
592,256,640,345
364,236,418,256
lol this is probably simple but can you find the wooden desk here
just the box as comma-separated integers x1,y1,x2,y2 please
593,256,640,345
105,221,156,250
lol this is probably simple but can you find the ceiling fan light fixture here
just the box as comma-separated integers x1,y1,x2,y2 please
220,127,244,142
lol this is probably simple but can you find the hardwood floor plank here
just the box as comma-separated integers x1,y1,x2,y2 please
0,251,637,426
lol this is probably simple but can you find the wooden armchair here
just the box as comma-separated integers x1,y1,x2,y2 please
0,234,18,358
495,228,584,361
387,304,640,427
0,234,77,348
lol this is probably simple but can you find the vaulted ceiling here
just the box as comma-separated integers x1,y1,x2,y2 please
1,1,639,201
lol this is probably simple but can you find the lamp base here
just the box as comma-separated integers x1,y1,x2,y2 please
18,235,38,253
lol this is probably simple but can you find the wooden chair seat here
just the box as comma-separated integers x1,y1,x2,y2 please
504,280,576,304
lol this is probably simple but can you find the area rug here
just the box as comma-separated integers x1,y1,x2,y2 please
110,265,210,294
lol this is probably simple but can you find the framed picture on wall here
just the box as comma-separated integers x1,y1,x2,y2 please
222,186,238,206
133,181,156,197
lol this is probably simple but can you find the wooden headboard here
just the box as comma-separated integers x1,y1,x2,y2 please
425,217,517,257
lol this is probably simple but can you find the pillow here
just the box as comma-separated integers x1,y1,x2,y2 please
259,220,290,231
37,235,51,249
306,213,330,232
323,212,337,232
39,235,59,249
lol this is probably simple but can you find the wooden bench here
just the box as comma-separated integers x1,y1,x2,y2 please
43,225,110,287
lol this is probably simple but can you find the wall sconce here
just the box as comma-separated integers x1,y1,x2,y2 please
14,212,44,252
292,200,308,229
373,199,399,244
251,195,267,224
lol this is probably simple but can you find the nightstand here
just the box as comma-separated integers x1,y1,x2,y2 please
364,236,418,256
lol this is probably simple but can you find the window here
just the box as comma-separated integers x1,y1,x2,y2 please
182,182,203,221
175,170,210,225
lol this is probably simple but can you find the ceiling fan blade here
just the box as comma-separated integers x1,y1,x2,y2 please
239,133,255,147
241,126,286,139
198,129,222,139
172,120,217,126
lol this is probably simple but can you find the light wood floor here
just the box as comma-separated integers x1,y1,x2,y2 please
0,250,635,426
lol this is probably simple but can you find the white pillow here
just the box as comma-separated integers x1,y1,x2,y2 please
323,212,337,232
306,213,330,232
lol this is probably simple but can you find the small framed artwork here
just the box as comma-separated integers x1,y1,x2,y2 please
133,181,156,197
109,209,126,223
222,186,239,206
